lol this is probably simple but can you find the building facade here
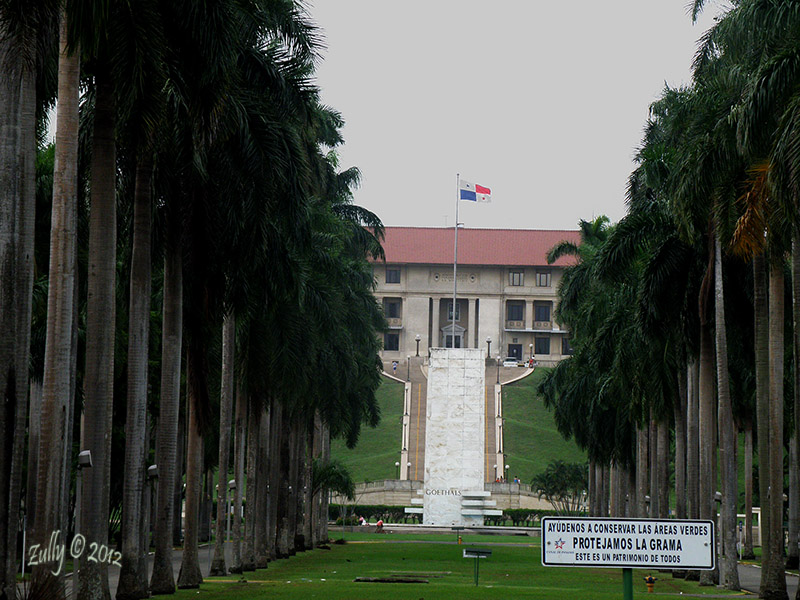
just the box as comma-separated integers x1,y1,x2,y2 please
373,227,580,365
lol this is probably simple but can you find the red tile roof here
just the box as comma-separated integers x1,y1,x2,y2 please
377,227,581,267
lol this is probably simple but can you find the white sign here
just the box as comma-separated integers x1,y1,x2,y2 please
541,517,715,570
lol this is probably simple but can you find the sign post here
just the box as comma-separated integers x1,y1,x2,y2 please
463,548,491,586
622,567,632,600
542,517,715,597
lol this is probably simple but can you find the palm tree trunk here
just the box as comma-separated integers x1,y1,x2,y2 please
267,399,282,559
198,468,211,543
176,362,204,589
149,224,183,596
276,411,290,557
287,422,301,553
320,421,330,543
609,462,620,517
600,463,610,518
302,420,313,550
31,12,79,597
657,420,669,519
137,414,151,587
78,62,117,600
25,380,42,539
588,460,596,516
172,381,186,548
242,399,259,570
117,155,153,600
649,413,659,518
687,359,700,521
255,405,270,569
229,384,246,573
698,321,716,587
674,372,687,520
789,433,799,569
754,252,773,596
311,412,323,547
210,313,235,575
636,425,648,518
744,421,756,559
762,260,788,599
714,229,740,590
0,15,37,597
789,238,800,570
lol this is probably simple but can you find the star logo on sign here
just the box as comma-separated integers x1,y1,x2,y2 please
554,539,565,550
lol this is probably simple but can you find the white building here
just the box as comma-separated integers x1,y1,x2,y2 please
373,227,580,365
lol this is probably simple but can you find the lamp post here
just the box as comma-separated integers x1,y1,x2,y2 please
505,464,510,483
529,343,534,360
415,334,421,357
395,461,400,479
407,461,412,480
493,464,498,481
75,450,92,576
496,355,501,384
486,336,492,357
146,465,158,553
227,479,236,541
406,355,410,381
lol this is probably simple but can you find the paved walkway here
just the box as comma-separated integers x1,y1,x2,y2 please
738,562,798,597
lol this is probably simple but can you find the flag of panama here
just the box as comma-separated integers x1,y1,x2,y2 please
459,179,491,202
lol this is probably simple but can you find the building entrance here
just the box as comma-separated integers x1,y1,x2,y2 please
441,324,465,349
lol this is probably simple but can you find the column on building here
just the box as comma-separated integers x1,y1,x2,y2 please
525,300,534,332
404,295,431,357
467,298,477,348
479,297,501,360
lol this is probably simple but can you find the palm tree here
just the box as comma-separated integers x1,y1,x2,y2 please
0,0,54,593
31,9,79,598
149,203,183,596
77,60,118,600
209,312,235,576
116,153,155,600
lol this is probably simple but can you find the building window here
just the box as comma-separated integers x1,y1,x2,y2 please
536,271,551,287
384,298,401,318
386,267,401,284
535,336,550,355
384,332,399,351
534,302,551,322
509,270,523,286
562,337,574,355
506,301,524,322
507,344,522,360
447,300,461,321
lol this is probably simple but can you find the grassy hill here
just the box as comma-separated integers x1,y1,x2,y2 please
330,376,405,483
501,368,586,485
330,368,585,486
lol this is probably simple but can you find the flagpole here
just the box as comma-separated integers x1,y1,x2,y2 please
452,173,459,348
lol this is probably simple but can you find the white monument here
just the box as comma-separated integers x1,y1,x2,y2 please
419,347,499,526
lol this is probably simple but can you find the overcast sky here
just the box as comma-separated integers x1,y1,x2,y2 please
309,1,729,231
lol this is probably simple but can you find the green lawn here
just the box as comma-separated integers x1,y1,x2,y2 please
174,535,741,599
502,368,586,485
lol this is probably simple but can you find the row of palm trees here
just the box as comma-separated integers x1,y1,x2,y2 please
0,2,385,600
539,2,800,598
